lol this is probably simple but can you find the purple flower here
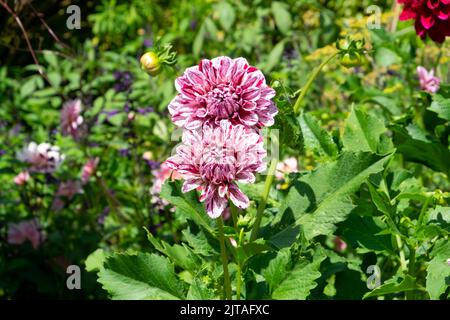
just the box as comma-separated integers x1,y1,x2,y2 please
119,148,130,157
113,71,133,93
98,207,110,225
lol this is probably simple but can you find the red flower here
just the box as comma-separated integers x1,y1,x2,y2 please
398,0,450,43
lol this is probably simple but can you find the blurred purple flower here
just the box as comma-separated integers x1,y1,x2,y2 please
0,150,6,157
143,38,153,48
119,148,130,157
113,71,133,93
98,207,110,225
137,107,154,114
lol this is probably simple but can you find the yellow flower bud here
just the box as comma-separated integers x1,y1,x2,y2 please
140,52,161,76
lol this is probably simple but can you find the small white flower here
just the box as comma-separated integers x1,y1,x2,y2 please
17,142,65,173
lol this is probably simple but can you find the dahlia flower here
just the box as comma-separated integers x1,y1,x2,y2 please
14,171,30,185
17,142,64,173
417,66,440,93
61,99,84,139
81,157,99,184
7,219,44,249
168,56,277,130
398,0,450,43
165,120,266,218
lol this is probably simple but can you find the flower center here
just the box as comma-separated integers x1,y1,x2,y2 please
200,144,236,184
206,84,240,119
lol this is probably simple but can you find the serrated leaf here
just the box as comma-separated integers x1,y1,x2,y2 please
161,181,214,235
269,152,392,246
85,249,106,272
271,250,326,299
429,94,450,121
98,253,186,300
363,275,422,299
299,112,338,158
187,278,215,300
426,240,450,300
343,105,390,154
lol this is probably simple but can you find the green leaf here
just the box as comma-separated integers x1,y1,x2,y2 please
271,250,326,299
343,105,390,154
264,41,285,73
85,249,106,272
375,47,401,67
426,240,450,300
145,228,202,271
269,152,392,246
363,275,422,299
299,112,338,158
429,94,450,121
217,2,235,31
98,252,186,300
161,181,214,235
392,124,450,174
271,2,292,35
193,23,206,57
187,278,215,300
262,248,290,293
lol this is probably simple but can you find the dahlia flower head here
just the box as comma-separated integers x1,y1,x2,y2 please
17,142,64,173
8,219,44,249
165,120,267,218
417,66,441,93
398,0,450,43
61,99,84,139
169,56,278,130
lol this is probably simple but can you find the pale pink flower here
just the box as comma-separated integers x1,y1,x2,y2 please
168,56,277,130
61,99,84,139
14,171,30,185
56,180,82,199
417,66,440,93
150,162,182,211
334,236,348,252
81,158,99,184
8,219,44,249
166,120,266,218
275,157,298,180
17,142,64,173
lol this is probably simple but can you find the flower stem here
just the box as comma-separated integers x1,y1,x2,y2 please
406,244,416,300
250,157,278,242
217,217,232,300
293,52,338,115
230,202,239,229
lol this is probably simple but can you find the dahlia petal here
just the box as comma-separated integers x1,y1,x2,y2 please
421,13,436,29
228,184,249,209
239,110,259,126
182,179,203,192
205,194,227,218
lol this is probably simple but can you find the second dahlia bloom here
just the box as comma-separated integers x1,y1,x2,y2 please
417,66,440,93
165,120,266,218
398,0,450,43
17,142,64,173
168,56,277,130
61,99,84,139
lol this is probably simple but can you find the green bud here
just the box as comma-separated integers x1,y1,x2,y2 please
340,52,363,68
140,51,161,76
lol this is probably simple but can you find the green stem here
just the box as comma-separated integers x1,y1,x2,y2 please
406,245,416,300
293,52,338,115
250,157,278,242
217,217,232,300
396,235,408,273
236,263,242,300
230,202,238,230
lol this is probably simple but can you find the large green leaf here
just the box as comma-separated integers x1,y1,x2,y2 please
426,239,450,300
161,181,214,235
299,112,338,158
98,253,186,300
268,152,392,246
392,124,450,173
343,105,390,154
428,94,450,121
271,250,326,300
271,2,292,35
363,275,421,299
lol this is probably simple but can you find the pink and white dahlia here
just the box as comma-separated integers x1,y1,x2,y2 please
165,120,266,218
168,56,277,130
17,142,64,173
61,99,84,139
7,219,44,249
81,157,99,184
417,66,440,93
